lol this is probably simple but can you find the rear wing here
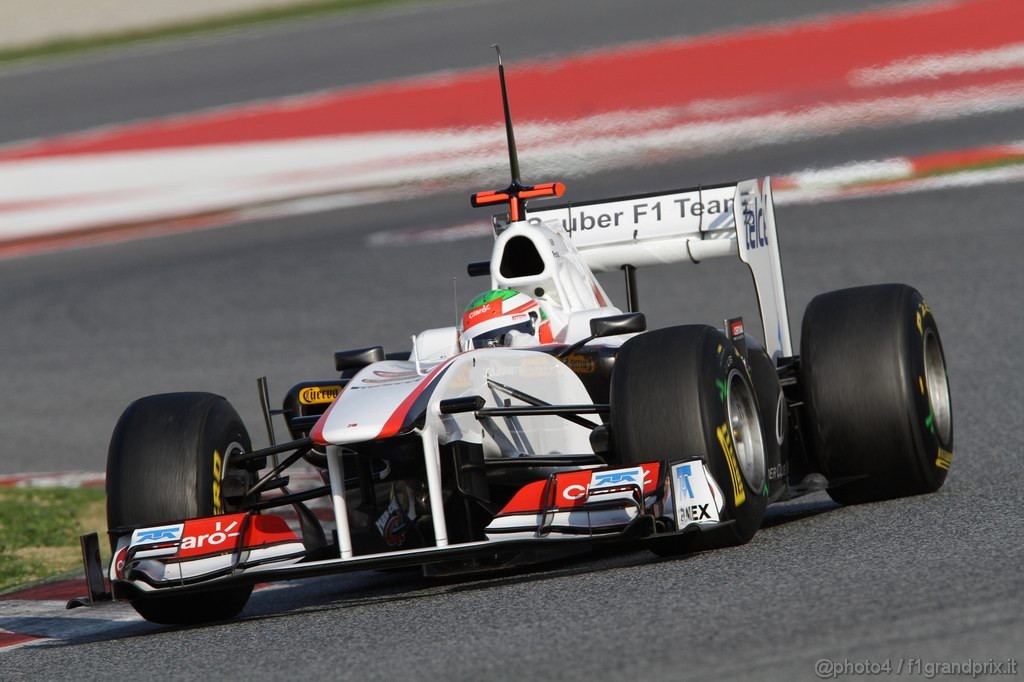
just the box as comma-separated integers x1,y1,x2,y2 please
522,178,793,359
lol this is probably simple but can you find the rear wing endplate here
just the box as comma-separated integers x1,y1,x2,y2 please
523,178,793,359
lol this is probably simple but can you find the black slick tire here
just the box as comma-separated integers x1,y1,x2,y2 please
610,325,768,555
106,392,254,625
800,284,953,504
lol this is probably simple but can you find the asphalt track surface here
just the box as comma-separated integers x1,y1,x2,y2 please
1,0,1023,679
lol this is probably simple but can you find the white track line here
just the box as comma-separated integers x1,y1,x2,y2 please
851,42,1024,87
3,80,1024,243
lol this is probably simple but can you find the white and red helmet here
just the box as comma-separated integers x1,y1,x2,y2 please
461,289,553,350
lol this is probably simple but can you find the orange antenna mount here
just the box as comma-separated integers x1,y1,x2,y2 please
470,45,565,222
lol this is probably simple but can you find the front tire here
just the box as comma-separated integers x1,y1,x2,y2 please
800,284,953,504
610,325,768,555
107,392,255,625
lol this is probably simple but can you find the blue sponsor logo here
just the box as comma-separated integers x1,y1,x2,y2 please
676,464,695,499
592,470,639,486
132,525,182,545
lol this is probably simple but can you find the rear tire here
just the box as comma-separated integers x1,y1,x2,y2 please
610,325,768,555
107,392,255,624
800,284,953,504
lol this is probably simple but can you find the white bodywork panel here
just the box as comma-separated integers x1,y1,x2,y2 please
314,350,593,456
665,459,726,532
428,349,594,457
524,183,738,271
314,359,423,444
412,326,460,363
524,177,793,359
489,219,620,343
560,307,624,342
734,178,794,358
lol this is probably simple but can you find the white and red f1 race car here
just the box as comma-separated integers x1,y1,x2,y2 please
72,51,954,625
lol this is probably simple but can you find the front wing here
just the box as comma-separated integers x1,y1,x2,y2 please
91,458,729,603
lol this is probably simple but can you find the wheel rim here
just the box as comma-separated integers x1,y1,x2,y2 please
219,440,247,512
923,328,952,444
726,369,766,492
774,388,786,446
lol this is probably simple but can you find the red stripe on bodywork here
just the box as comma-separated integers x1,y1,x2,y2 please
375,358,457,440
494,462,661,516
498,480,548,514
174,513,298,559
310,384,347,445
552,470,595,509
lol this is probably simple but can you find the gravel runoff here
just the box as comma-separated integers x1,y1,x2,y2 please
0,0,326,50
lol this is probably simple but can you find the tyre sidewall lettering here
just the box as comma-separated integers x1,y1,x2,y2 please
711,348,765,499
212,449,224,515
701,335,767,542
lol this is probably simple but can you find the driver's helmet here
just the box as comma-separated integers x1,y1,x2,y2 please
461,289,552,350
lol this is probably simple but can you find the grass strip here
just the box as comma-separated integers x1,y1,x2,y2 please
0,0,422,66
0,487,106,593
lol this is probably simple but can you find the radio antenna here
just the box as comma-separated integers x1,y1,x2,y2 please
452,275,459,326
494,45,521,185
470,45,565,223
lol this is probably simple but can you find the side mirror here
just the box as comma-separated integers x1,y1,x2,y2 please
467,261,491,277
559,312,647,359
589,312,646,338
334,346,385,372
